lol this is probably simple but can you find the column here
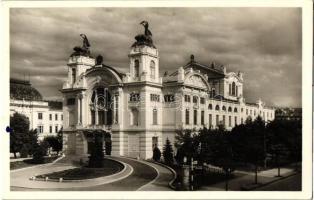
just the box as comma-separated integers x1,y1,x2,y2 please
95,92,98,125
77,94,81,126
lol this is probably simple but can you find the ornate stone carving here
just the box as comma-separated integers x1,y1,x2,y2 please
185,75,207,89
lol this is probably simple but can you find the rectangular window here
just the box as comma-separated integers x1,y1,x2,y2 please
129,93,140,102
223,115,225,126
229,116,231,127
55,126,58,133
55,114,58,121
67,98,76,105
150,94,160,102
194,110,197,125
72,68,76,84
61,114,63,121
49,126,52,133
201,111,204,125
235,116,237,126
37,125,43,133
200,97,205,104
185,109,190,125
164,94,175,102
38,113,43,120
216,115,219,126
184,95,191,102
209,114,212,127
49,114,52,120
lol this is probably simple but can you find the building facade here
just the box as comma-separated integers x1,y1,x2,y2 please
61,23,275,159
10,79,63,140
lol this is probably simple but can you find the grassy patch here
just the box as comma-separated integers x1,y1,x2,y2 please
10,157,59,170
36,159,123,180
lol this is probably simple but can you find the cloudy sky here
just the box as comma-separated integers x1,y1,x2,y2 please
10,7,301,107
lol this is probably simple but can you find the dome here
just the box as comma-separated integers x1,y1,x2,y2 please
10,78,43,101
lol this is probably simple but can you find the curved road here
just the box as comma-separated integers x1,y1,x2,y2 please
11,157,166,191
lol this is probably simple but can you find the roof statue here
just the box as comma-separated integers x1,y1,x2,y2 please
72,34,91,57
132,21,155,48
140,21,152,37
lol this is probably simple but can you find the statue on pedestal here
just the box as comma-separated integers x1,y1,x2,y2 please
132,21,155,48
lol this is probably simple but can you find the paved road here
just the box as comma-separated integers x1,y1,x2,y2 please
11,157,160,191
253,173,301,191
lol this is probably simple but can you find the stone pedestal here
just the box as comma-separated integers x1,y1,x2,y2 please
181,165,190,191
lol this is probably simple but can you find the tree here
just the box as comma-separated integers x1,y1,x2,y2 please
27,129,39,155
43,135,62,155
163,138,174,166
198,127,237,191
153,147,161,162
244,116,266,184
10,113,30,158
174,129,199,164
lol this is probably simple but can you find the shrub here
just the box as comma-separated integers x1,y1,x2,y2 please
153,147,161,162
88,135,104,168
32,144,46,164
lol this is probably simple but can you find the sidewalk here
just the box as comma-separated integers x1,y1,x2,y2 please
200,167,297,191
11,157,133,189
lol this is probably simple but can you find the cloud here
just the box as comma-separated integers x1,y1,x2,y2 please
10,7,301,107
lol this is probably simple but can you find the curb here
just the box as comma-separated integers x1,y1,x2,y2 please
113,156,174,190
241,171,299,191
30,157,129,183
145,160,177,190
11,156,64,172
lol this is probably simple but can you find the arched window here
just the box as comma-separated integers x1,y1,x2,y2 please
215,105,220,111
234,107,238,113
90,87,112,125
153,108,158,125
134,60,139,78
229,84,231,95
228,107,232,112
232,82,236,96
222,106,226,111
131,108,139,126
150,60,155,79
236,86,238,96
208,104,213,110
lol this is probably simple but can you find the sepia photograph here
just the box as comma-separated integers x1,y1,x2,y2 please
2,1,312,199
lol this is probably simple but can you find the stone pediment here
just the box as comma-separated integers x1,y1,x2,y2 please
184,74,209,90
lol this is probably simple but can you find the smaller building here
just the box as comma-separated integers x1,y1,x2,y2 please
10,78,63,139
275,107,302,121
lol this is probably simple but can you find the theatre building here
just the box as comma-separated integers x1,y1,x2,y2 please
61,23,275,160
